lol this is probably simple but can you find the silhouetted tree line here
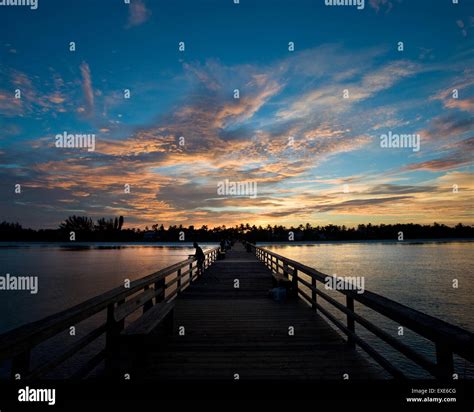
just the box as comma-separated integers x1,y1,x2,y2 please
0,217,473,242
243,222,474,242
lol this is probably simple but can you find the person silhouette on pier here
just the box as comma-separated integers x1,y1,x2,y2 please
193,242,205,276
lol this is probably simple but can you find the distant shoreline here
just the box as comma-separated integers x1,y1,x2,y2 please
0,238,473,248
3,219,473,243
258,238,474,245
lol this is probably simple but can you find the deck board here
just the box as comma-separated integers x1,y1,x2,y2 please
119,243,382,380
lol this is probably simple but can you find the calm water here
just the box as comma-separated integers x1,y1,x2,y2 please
0,240,472,379
262,240,474,378
0,242,218,378
0,242,217,334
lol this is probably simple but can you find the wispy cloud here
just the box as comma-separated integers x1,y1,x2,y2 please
431,72,474,114
126,0,151,29
369,0,399,13
0,67,70,117
456,18,474,37
400,137,474,172
79,62,94,115
423,113,474,140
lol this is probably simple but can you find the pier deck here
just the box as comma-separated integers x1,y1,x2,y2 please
123,243,380,380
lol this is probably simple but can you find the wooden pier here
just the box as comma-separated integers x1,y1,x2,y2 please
0,242,473,381
120,242,380,380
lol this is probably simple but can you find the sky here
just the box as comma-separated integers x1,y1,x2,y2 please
0,0,473,229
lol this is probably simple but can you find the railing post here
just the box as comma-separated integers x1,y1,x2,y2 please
143,286,153,312
189,262,193,283
154,277,165,303
11,350,30,380
346,296,356,349
177,268,182,295
105,303,115,353
435,343,454,380
292,269,298,298
105,301,123,375
311,277,317,311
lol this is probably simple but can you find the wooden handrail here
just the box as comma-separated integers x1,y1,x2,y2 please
246,241,474,379
0,246,220,379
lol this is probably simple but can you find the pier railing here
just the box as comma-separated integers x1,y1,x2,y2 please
0,247,220,380
245,242,474,380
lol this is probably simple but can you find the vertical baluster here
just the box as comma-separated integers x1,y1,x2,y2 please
311,276,317,311
105,301,123,374
154,277,165,303
105,302,115,353
346,295,356,349
177,268,182,295
292,268,298,298
143,286,153,312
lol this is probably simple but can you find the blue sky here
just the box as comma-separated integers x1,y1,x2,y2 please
0,0,473,228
